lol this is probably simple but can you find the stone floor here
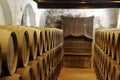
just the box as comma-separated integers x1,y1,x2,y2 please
58,67,98,80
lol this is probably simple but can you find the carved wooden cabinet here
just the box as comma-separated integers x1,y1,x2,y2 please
62,16,94,68
63,35,92,68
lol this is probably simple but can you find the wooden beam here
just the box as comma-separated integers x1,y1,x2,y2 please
34,1,120,9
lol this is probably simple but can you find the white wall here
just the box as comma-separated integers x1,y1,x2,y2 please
93,9,119,29
0,3,5,24
117,9,120,28
0,0,13,25
0,0,44,27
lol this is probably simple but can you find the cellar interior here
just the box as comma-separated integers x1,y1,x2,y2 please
0,0,120,80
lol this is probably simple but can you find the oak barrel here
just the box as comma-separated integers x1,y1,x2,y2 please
0,29,18,76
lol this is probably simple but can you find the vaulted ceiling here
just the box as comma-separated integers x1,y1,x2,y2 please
34,0,120,8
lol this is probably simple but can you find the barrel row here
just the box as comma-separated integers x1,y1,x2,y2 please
94,29,120,80
0,25,63,80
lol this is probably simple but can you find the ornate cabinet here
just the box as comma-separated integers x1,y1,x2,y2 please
62,16,94,68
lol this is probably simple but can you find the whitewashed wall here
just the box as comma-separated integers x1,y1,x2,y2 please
0,0,45,27
117,9,120,28
0,0,13,25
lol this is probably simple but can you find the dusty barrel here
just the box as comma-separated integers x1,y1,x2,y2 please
101,31,104,49
33,27,44,56
0,74,20,80
107,32,111,56
46,28,52,50
0,26,30,67
116,32,120,64
95,31,99,45
0,44,2,76
28,60,40,80
16,66,32,80
103,53,108,79
53,28,57,47
40,28,47,53
21,26,38,60
37,57,45,80
0,29,18,76
108,60,117,80
42,53,50,76
103,31,107,52
50,28,54,49
47,50,54,71
111,31,118,60
106,56,112,80
48,68,54,80
105,31,109,54
100,49,105,74
115,65,120,80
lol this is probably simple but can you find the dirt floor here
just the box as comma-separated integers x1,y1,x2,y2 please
57,67,98,80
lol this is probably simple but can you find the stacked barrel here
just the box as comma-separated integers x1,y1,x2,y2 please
0,25,63,80
94,29,120,80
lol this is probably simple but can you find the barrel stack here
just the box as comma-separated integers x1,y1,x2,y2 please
0,25,63,80
94,29,120,80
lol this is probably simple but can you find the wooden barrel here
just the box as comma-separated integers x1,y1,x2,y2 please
106,56,112,80
23,27,38,60
0,29,18,76
100,49,105,74
0,44,2,76
115,65,120,80
47,49,54,71
16,66,32,80
47,28,51,50
33,28,44,56
49,29,53,49
0,74,20,80
107,33,111,55
41,29,47,53
39,31,44,55
103,54,108,80
101,31,104,49
105,32,109,54
109,60,117,80
36,57,45,80
116,33,120,64
110,32,116,59
41,52,50,76
0,26,30,67
103,31,107,51
50,29,54,49
28,60,40,80
48,69,53,80
53,29,57,47
106,56,111,79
